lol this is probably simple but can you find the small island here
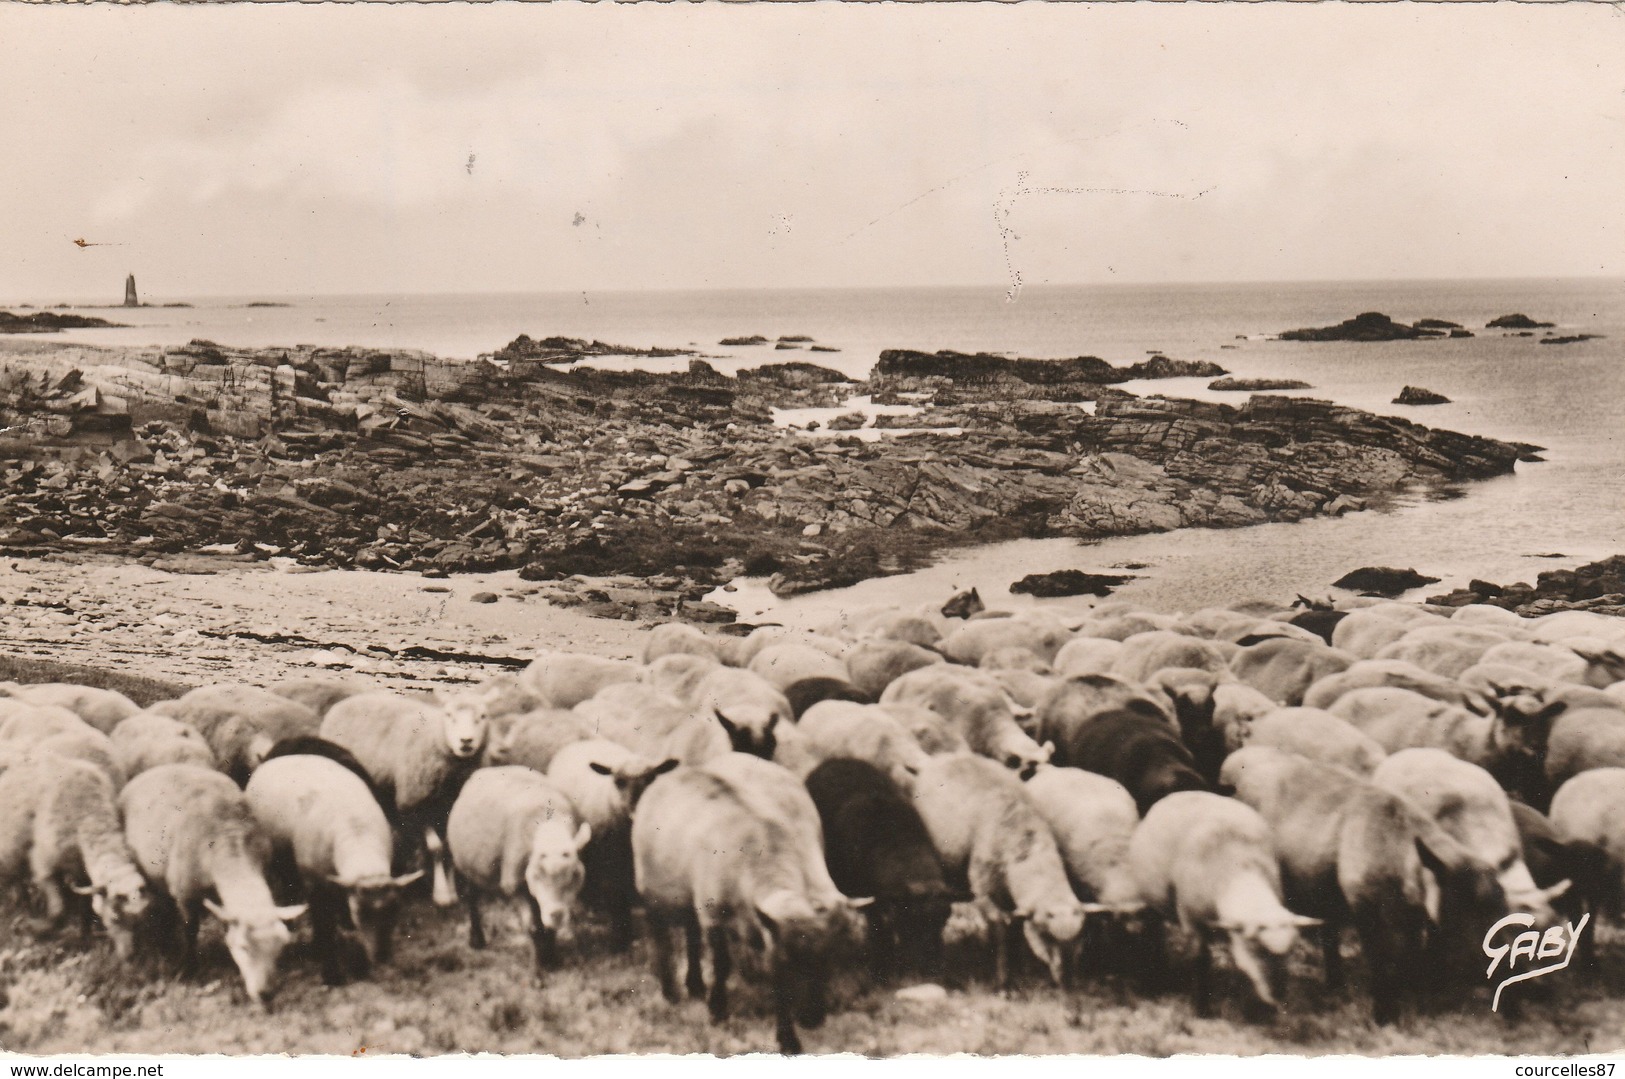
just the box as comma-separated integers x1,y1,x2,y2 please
0,310,125,334
1277,311,1450,342
1394,386,1451,405
1487,313,1555,330
1209,377,1313,392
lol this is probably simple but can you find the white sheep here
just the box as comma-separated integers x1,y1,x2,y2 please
519,650,641,709
883,665,1051,778
1111,631,1231,685
266,676,377,721
1023,765,1142,911
0,684,141,735
446,765,591,972
1243,707,1387,776
1372,748,1568,926
0,757,149,956
485,707,592,772
120,764,306,1007
320,688,490,908
643,622,723,664
785,700,930,790
642,652,722,703
912,753,1085,986
685,666,795,759
0,703,98,746
245,755,421,985
842,638,943,700
1129,790,1318,1016
109,712,215,779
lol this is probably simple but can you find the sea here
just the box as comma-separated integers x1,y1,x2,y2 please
26,278,1625,625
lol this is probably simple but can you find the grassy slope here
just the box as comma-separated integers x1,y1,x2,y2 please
3,899,1621,1058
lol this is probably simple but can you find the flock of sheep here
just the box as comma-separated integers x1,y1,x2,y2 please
2,587,1625,1054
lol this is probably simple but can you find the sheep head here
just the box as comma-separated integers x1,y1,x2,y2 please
433,691,490,759
203,898,306,1010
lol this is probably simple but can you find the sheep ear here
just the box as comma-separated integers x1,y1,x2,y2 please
573,821,593,850
203,898,229,922
845,896,875,910
1414,836,1450,879
1289,914,1323,928
70,882,102,897
1078,902,1115,914
651,758,680,778
589,761,614,776
1041,740,1055,761
1540,879,1573,904
391,870,426,889
713,709,739,736
276,904,309,922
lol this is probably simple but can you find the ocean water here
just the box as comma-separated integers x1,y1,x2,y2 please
29,278,1625,618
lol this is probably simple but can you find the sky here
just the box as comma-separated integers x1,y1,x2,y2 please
1,3,1621,301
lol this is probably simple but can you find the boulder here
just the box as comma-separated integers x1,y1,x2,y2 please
1393,386,1451,405
1332,566,1441,595
1486,314,1555,330
1009,569,1135,598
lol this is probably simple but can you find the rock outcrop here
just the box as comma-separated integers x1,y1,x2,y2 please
1277,312,1448,342
0,335,1545,606
1333,566,1441,596
1487,314,1555,330
1394,386,1451,405
1009,570,1134,598
1426,555,1625,618
1210,377,1313,392
0,311,125,334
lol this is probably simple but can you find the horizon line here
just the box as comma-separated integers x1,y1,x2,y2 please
11,272,1625,307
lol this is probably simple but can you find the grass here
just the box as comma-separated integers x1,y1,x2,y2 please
2,898,1621,1058
0,653,192,707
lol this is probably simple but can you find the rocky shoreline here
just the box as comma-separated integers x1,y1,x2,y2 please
0,334,1544,621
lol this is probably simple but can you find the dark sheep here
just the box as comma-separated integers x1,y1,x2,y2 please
782,678,871,721
804,758,952,981
1042,707,1207,816
1289,608,1348,646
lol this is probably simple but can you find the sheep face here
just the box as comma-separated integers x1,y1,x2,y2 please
1225,922,1298,1010
1002,741,1053,781
341,872,423,965
1570,642,1625,688
437,694,490,759
714,708,779,759
1019,899,1086,985
525,820,590,937
83,869,151,960
204,900,306,1009
755,891,847,1030
593,757,680,812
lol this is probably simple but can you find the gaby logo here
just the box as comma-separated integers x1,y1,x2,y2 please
1483,911,1590,1012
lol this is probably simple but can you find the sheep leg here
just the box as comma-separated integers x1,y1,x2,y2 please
772,951,803,1056
1321,923,1346,992
426,827,458,909
179,900,203,979
373,903,399,967
705,923,732,1023
525,894,558,973
1137,912,1170,995
313,889,346,987
1354,909,1402,1026
684,913,707,1000
463,883,486,950
1192,926,1215,1019
649,909,681,1005
864,906,894,982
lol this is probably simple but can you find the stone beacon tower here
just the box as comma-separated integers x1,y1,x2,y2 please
123,274,138,307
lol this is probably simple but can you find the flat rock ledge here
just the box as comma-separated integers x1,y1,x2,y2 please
0,336,1544,613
